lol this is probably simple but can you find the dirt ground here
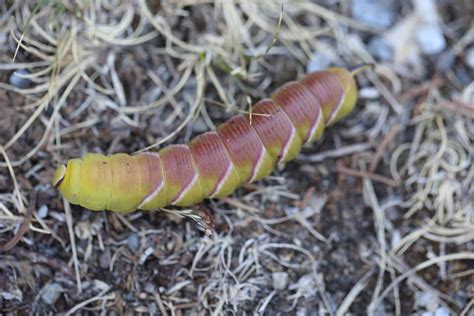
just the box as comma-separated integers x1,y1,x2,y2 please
0,1,473,315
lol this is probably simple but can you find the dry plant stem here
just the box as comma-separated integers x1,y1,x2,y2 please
260,1,284,59
441,98,474,119
0,146,25,211
364,179,388,316
0,71,84,167
369,124,401,173
337,162,398,187
300,143,372,162
461,300,474,316
136,61,204,152
367,70,403,115
63,198,82,294
388,253,460,310
120,61,194,113
65,287,113,316
299,186,316,210
373,253,474,311
0,193,35,252
397,77,444,102
336,268,376,316
154,292,169,316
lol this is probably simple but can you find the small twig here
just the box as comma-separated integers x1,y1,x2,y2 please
63,198,82,293
440,98,474,119
299,186,316,211
336,268,376,316
299,143,372,162
337,162,399,187
0,193,35,252
260,1,284,59
154,292,169,316
65,288,112,315
373,253,474,311
397,76,443,103
369,124,401,173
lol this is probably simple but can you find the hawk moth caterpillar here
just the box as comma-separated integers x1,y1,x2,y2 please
53,66,362,212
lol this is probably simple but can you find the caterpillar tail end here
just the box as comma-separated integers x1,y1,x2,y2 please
349,63,374,76
324,67,358,125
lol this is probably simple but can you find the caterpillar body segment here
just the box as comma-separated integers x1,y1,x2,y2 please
53,67,359,212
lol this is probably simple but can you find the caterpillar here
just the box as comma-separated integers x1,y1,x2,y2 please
53,67,361,212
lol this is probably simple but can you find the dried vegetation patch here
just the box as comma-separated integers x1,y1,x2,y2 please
0,0,473,314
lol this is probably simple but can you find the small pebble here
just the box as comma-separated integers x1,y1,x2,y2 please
99,249,111,269
391,230,401,249
306,52,332,73
139,247,154,264
466,47,474,70
41,283,62,305
148,303,158,316
359,87,380,99
74,222,92,240
93,279,110,292
192,117,209,133
124,291,135,301
9,69,32,89
368,37,394,61
37,205,49,219
144,283,156,293
1,289,23,301
272,271,289,290
351,0,394,30
436,50,455,71
296,307,308,316
416,25,446,55
416,292,439,311
127,233,140,252
285,206,299,216
434,307,449,316
454,67,472,87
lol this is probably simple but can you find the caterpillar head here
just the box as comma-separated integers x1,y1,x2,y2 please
52,164,66,188
53,159,82,205
52,154,137,211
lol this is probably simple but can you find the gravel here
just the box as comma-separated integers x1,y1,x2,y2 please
351,0,394,30
466,47,474,70
272,272,289,290
306,52,333,73
9,69,32,89
416,25,446,55
41,283,63,305
127,233,140,252
368,37,394,61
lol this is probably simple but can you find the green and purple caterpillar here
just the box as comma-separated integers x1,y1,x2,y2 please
53,67,359,212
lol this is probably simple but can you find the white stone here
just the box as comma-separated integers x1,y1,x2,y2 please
272,272,289,290
466,48,474,70
416,25,446,55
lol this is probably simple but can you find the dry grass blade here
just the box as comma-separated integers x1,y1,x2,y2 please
63,198,82,293
372,253,474,311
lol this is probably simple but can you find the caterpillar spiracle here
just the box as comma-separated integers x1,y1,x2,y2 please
53,67,362,212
